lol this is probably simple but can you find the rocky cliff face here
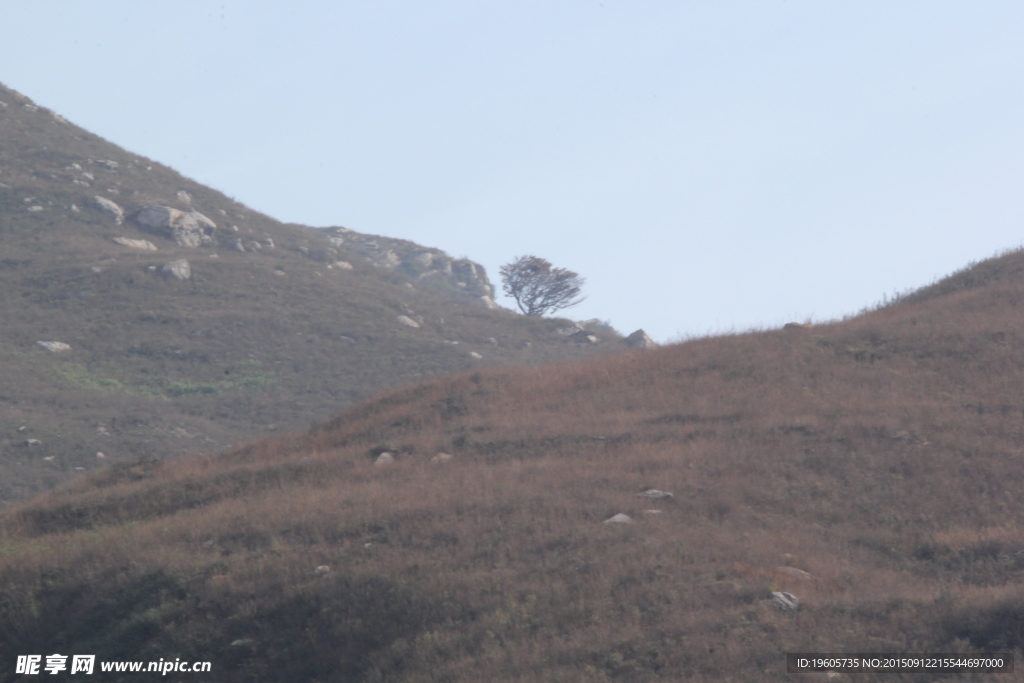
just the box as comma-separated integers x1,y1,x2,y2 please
319,228,497,307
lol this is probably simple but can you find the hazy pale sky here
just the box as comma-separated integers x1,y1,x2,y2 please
2,1,1022,342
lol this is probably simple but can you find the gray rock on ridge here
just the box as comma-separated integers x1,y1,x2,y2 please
625,329,656,349
134,205,216,247
553,324,583,337
323,229,495,304
570,331,599,344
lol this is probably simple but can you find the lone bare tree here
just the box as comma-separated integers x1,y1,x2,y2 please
499,255,585,316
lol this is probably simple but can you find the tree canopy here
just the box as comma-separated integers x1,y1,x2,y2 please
499,255,585,316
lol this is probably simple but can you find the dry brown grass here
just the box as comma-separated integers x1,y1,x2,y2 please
4,251,1024,680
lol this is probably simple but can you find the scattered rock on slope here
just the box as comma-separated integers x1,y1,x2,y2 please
36,341,71,352
93,196,124,224
603,513,634,524
113,237,158,251
161,259,191,281
770,591,801,612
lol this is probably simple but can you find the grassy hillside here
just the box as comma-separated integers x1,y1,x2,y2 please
0,83,620,505
2,248,1023,681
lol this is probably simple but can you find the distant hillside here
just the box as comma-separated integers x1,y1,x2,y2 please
887,246,1024,308
2,247,1023,680
0,82,628,504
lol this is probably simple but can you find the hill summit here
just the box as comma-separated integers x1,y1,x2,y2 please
0,82,626,504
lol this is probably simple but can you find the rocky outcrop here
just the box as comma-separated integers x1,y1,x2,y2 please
161,259,191,281
451,259,493,297
93,196,124,224
553,324,583,337
324,229,495,305
625,329,656,349
570,331,599,344
134,205,216,247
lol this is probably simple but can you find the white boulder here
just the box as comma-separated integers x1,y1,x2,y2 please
396,315,420,328
113,237,158,251
770,591,801,612
637,489,674,499
161,259,191,281
603,513,634,524
36,341,71,353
